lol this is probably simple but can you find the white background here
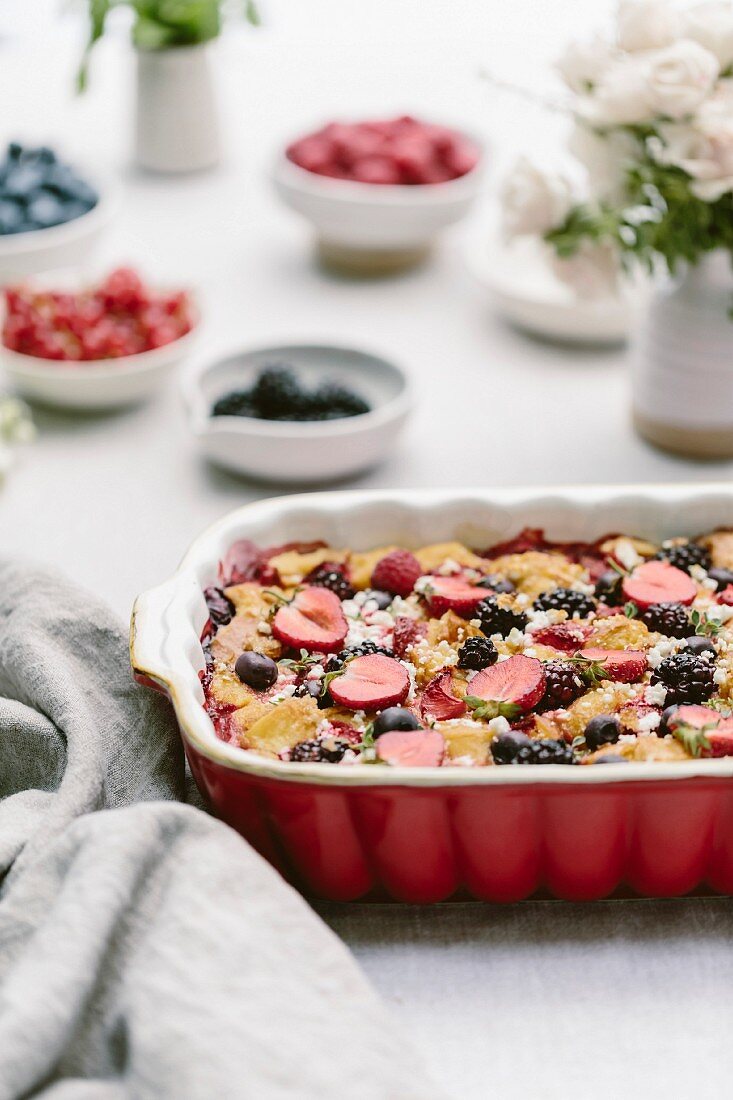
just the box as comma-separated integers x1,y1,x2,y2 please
1,2,732,1097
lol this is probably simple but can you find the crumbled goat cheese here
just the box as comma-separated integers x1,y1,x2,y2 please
487,716,511,736
713,605,733,624
391,595,421,619
306,664,324,680
645,683,667,706
256,621,272,636
690,564,709,583
614,539,643,571
515,593,530,608
437,558,462,576
714,667,728,686
505,627,527,648
526,608,565,632
646,637,680,669
638,711,661,732
269,684,297,705
414,575,434,595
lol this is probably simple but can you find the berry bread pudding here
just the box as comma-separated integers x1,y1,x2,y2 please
201,528,733,768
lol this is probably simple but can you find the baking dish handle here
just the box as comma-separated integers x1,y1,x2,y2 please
130,572,206,696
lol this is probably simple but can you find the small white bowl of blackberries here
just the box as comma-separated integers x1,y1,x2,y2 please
0,142,116,282
185,343,412,483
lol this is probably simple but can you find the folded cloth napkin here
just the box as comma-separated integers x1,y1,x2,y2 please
0,562,440,1100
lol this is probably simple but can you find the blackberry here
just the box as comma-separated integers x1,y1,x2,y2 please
654,541,710,574
538,660,586,711
492,732,575,765
250,365,302,418
307,564,355,601
457,636,498,671
641,602,691,638
310,382,370,419
476,596,528,638
290,737,350,763
650,652,716,706
204,585,234,627
211,390,258,418
594,570,623,605
326,639,393,672
533,587,597,619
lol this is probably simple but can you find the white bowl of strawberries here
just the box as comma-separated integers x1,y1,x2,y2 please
0,267,198,410
273,115,484,274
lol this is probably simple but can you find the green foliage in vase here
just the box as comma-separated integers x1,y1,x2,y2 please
78,0,260,91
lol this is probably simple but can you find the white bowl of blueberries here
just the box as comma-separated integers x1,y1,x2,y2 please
0,143,115,283
184,343,412,483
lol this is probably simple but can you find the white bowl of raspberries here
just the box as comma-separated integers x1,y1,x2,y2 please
273,116,484,274
0,267,198,410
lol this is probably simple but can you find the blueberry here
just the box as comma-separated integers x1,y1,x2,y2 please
363,589,392,611
0,199,23,234
477,576,514,594
373,707,421,738
490,731,532,764
234,651,278,691
4,165,45,200
708,567,733,591
594,570,623,604
659,704,679,735
584,713,622,751
683,635,716,658
26,194,65,229
592,754,630,765
491,579,515,594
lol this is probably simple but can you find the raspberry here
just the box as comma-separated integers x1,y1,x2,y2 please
457,636,497,671
641,602,690,638
533,588,597,618
306,563,355,601
654,541,710,574
538,660,586,711
650,652,716,706
476,596,528,638
371,550,422,598
392,615,426,657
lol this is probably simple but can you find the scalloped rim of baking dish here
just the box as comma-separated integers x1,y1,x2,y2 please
130,484,733,787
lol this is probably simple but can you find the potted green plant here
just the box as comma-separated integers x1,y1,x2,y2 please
78,1,259,173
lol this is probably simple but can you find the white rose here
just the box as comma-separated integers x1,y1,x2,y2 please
685,2,733,69
549,240,623,300
654,85,733,199
501,158,574,238
568,122,640,201
557,35,616,92
618,1,684,52
591,55,656,123
643,39,720,118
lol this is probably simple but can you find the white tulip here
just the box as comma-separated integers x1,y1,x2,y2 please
685,2,733,69
618,0,685,52
501,158,575,238
654,85,733,199
557,35,616,92
550,240,623,299
643,39,720,117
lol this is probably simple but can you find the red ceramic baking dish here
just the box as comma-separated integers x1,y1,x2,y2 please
130,486,733,903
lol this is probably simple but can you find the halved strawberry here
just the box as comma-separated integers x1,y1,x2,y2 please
622,560,696,610
664,705,733,757
666,704,719,729
392,615,428,658
371,550,422,598
532,621,591,652
376,728,445,767
423,576,489,617
578,647,648,683
468,654,546,714
271,586,347,653
329,653,409,710
419,670,466,721
706,718,733,757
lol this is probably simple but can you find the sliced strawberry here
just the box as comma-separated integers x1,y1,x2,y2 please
423,576,488,617
419,670,466,721
271,586,347,653
622,560,696,610
371,550,422,598
718,585,733,607
706,718,733,757
667,704,719,729
532,621,592,652
392,615,428,658
578,647,648,683
329,653,410,710
376,728,445,767
468,654,546,713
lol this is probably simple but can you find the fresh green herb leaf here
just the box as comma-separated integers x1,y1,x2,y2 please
690,609,721,638
624,601,638,619
569,656,609,687
465,695,522,722
671,721,714,758
319,668,344,698
606,557,628,577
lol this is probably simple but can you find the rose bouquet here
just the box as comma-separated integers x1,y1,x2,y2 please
501,0,733,302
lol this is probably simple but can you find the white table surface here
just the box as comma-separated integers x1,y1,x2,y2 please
2,2,732,1097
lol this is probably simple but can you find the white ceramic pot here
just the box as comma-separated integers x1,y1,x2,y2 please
632,250,733,458
135,45,220,174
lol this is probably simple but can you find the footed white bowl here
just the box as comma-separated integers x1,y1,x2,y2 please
184,342,413,483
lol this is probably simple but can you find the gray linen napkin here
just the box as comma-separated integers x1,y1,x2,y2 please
0,561,440,1100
